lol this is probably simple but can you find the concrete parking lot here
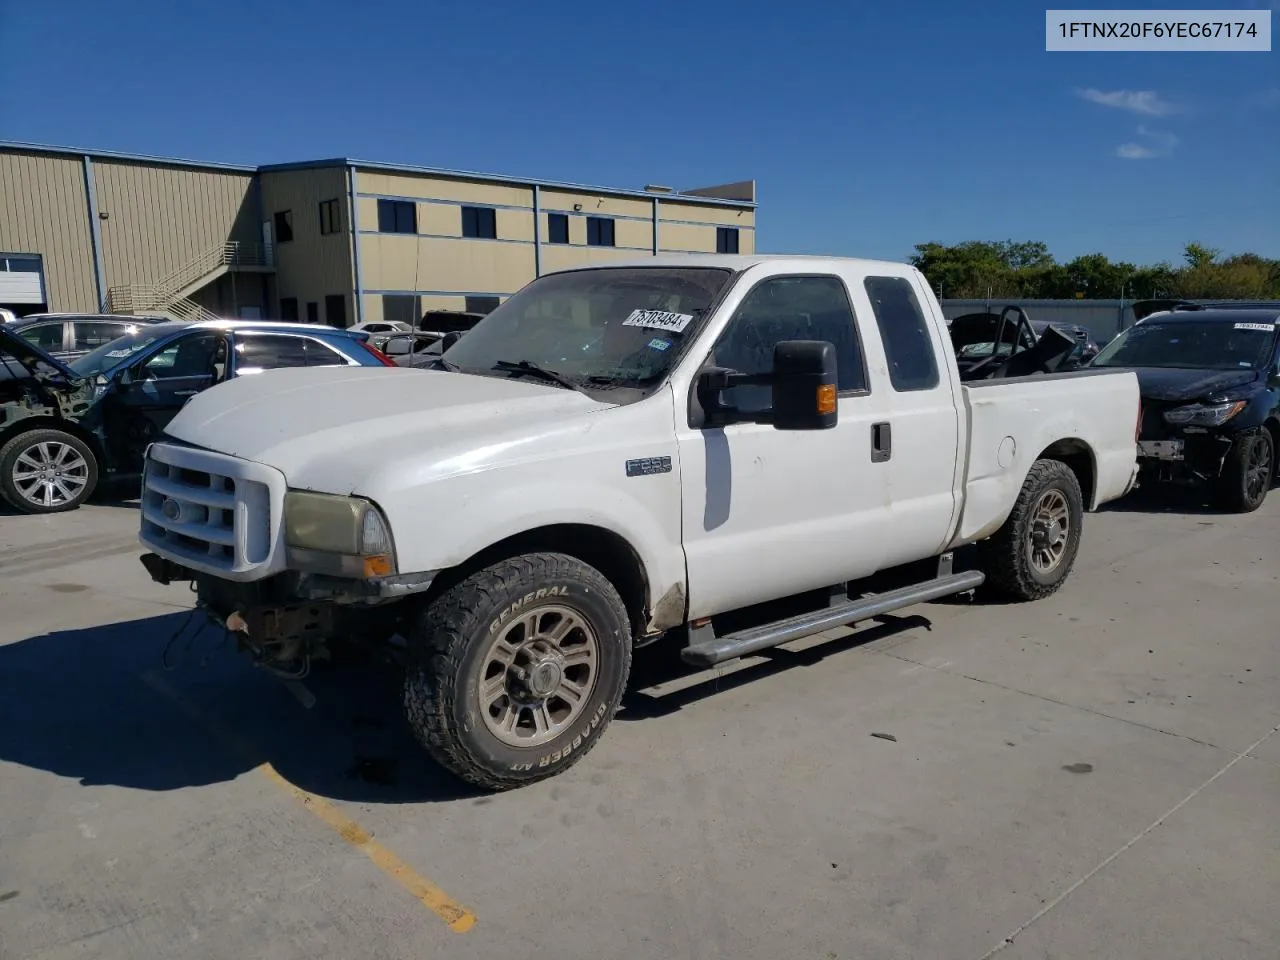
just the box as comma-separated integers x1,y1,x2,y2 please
1,489,1277,960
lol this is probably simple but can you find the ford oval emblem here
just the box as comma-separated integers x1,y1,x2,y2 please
161,497,181,521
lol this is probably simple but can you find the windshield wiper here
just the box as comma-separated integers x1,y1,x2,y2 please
491,360,585,393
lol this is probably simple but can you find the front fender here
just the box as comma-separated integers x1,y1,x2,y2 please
380,474,686,624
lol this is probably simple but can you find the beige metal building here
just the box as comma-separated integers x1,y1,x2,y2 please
0,141,756,327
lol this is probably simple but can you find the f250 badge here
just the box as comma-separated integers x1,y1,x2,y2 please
625,456,672,477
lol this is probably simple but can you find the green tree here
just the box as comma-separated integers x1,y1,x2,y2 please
910,240,1278,302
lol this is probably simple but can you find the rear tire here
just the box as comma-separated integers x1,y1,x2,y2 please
403,552,632,791
1215,428,1272,514
978,458,1084,602
0,428,99,514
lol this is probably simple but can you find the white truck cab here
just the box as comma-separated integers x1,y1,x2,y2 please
138,255,1140,789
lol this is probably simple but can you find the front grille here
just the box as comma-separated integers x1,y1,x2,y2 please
139,442,285,580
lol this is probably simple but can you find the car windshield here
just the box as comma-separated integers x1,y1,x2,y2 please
441,266,734,391
69,330,167,377
1091,319,1277,371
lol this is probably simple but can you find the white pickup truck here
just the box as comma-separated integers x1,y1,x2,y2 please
137,255,1140,790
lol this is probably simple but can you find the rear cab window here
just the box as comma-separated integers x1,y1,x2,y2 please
863,276,940,391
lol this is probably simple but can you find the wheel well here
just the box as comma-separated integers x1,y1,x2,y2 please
1037,438,1095,506
0,417,103,461
424,524,650,638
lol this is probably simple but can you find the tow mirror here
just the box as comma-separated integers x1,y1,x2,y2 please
696,339,838,430
770,340,839,429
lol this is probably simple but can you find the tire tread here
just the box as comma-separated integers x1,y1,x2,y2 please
404,552,631,791
978,458,1083,602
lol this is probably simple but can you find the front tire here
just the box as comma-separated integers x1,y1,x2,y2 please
404,552,633,791
1216,427,1273,514
0,428,99,514
978,458,1084,601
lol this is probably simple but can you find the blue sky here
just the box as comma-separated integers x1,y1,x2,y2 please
2,0,1276,266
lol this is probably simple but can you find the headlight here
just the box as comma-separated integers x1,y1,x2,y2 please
283,491,396,578
1162,400,1247,427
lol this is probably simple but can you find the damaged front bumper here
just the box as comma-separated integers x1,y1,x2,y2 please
139,552,435,676
140,552,436,603
1136,432,1234,485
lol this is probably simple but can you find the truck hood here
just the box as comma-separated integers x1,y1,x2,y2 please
163,366,617,491
1129,366,1262,402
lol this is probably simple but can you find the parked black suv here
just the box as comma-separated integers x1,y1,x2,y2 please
1091,305,1280,512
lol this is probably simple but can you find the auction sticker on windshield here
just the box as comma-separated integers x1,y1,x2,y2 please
1234,323,1275,332
622,309,696,333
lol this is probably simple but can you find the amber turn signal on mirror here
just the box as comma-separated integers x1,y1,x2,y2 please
817,383,837,415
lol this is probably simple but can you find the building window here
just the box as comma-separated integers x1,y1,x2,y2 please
461,206,498,239
465,296,501,315
274,210,294,244
306,302,319,323
325,294,347,328
318,199,341,235
2,256,41,273
279,297,299,322
586,216,615,247
377,199,417,234
863,276,939,392
716,227,740,254
547,213,569,244
383,294,421,327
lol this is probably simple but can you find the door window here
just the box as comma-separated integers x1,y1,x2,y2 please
233,334,350,373
863,276,940,391
18,322,64,351
709,275,867,413
72,320,131,350
137,334,227,381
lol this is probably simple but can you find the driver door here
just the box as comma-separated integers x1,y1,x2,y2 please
105,332,228,470
674,272,890,618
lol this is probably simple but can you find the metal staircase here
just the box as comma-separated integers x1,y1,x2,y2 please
106,240,273,322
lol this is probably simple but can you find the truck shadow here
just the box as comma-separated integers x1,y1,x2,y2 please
0,605,941,803
1098,486,1236,516
0,611,483,805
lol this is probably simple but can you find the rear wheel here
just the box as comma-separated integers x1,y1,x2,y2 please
978,458,1084,601
0,429,99,514
403,552,632,790
1216,428,1272,514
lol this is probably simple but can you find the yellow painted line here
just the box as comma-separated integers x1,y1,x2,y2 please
140,671,477,933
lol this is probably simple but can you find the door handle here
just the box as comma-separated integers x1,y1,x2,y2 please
174,389,198,397
871,422,892,462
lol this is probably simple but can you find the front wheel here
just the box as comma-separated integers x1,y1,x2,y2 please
1216,428,1273,514
404,552,633,790
0,428,100,514
978,458,1085,601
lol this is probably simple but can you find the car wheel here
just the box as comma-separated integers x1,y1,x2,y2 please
0,428,100,514
1216,427,1273,513
978,458,1085,601
403,552,632,791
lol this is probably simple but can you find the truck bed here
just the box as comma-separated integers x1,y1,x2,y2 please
952,367,1140,544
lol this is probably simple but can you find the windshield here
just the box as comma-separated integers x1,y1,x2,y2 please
1091,320,1276,371
69,330,166,377
441,266,734,391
